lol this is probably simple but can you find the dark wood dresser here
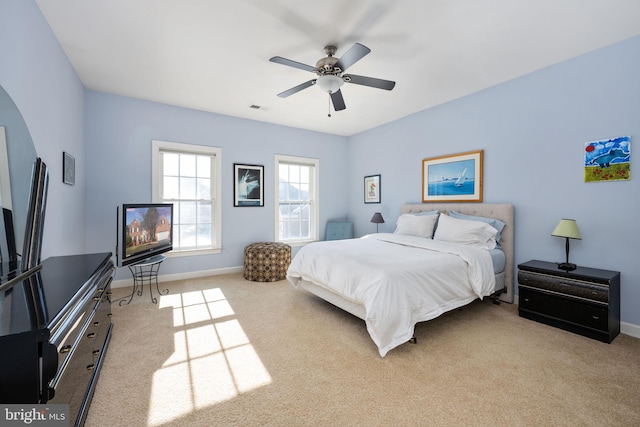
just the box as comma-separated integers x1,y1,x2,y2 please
517,259,620,343
0,252,114,426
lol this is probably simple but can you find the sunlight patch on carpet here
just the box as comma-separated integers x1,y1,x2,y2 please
147,289,272,426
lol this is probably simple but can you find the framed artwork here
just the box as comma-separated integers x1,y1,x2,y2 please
234,163,264,206
63,151,75,185
364,174,381,204
584,136,630,182
422,150,483,202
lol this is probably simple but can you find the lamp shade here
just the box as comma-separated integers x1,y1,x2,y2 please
370,212,385,224
551,219,582,240
317,75,344,94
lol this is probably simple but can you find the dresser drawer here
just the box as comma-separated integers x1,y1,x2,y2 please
90,289,112,364
51,291,99,387
50,287,111,413
519,287,608,332
518,270,609,303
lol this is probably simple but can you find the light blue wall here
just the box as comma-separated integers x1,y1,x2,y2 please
0,0,86,259
84,91,348,280
348,35,640,326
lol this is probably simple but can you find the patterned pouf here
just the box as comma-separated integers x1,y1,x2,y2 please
243,242,292,282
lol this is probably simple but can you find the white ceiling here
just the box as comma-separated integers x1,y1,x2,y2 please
36,0,640,137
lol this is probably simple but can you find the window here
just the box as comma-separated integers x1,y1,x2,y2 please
152,140,222,254
274,155,319,244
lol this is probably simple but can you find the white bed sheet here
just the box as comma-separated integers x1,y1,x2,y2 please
286,233,496,357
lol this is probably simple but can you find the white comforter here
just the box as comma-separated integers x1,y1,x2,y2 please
286,233,496,357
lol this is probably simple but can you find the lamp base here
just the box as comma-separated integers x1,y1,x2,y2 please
557,262,577,271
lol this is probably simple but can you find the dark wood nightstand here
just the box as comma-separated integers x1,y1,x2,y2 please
517,260,620,343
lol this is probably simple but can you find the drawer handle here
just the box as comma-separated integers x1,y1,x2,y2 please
97,288,105,293
86,364,95,371
93,350,100,356
523,298,530,302
93,321,100,327
60,345,72,354
92,296,100,301
87,332,96,339
592,315,600,320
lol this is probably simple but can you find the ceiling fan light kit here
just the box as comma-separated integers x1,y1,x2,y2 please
270,42,395,114
316,75,343,94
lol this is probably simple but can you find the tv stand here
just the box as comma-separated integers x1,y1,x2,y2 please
121,254,168,305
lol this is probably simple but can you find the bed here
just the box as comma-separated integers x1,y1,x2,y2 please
286,203,514,357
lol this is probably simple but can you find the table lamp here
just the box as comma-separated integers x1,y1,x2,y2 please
551,218,581,271
370,212,384,233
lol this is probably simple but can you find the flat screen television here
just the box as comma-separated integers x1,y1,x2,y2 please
116,203,173,267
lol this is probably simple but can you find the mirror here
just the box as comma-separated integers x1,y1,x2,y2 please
0,84,38,279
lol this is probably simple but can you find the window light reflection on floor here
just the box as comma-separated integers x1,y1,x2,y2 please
147,289,272,426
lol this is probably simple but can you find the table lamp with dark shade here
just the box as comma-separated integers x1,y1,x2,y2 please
370,212,384,233
551,218,582,271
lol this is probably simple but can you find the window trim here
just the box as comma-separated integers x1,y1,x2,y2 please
274,154,319,245
152,140,222,255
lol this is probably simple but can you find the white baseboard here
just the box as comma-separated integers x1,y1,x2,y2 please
512,296,639,339
111,265,243,289
621,321,640,339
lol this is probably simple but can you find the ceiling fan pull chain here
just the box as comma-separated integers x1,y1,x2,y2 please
327,95,332,117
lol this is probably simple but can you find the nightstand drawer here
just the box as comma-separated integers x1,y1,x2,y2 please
517,270,609,303
519,287,608,331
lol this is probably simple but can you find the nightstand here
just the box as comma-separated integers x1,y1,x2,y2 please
517,260,620,343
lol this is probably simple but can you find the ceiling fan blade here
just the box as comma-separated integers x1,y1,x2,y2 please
269,56,318,73
334,43,371,72
330,90,346,111
277,80,316,98
344,74,396,91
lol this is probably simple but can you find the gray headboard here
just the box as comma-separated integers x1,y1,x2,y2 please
401,203,515,303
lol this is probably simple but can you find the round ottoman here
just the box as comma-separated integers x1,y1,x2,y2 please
243,242,292,282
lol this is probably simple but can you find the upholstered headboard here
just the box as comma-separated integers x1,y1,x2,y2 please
401,203,515,303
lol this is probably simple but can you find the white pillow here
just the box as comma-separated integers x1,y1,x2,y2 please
449,210,506,242
433,214,498,249
394,213,439,238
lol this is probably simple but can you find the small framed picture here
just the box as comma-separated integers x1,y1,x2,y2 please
63,152,75,185
584,136,630,182
364,174,381,204
234,163,264,207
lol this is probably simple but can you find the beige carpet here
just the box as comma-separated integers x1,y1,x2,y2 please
86,273,640,426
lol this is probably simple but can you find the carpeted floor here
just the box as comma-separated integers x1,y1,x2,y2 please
86,273,640,426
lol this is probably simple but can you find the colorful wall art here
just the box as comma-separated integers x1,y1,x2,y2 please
584,136,630,182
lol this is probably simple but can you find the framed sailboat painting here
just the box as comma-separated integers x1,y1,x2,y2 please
422,150,483,202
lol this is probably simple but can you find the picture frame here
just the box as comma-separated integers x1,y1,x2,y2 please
63,151,75,186
422,150,483,202
364,174,381,204
584,136,630,182
234,163,264,207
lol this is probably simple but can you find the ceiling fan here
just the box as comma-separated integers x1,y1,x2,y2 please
269,43,395,115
